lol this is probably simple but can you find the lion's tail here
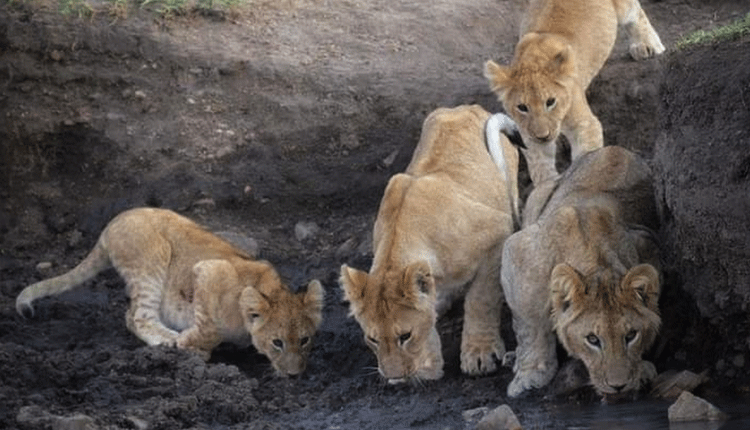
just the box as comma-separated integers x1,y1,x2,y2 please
16,239,111,318
486,112,521,229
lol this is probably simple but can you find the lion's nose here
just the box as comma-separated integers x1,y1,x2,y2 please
610,383,627,393
535,133,552,143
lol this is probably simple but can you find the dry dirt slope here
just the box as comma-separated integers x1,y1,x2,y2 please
1,0,750,429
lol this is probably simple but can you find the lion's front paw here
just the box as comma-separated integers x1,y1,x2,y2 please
460,338,504,376
506,363,557,397
639,360,657,385
629,41,665,61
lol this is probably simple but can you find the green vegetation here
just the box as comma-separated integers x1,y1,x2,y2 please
9,0,249,19
676,12,750,49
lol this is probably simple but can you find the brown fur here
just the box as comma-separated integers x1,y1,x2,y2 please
340,105,519,382
484,0,664,184
500,146,661,398
16,208,324,376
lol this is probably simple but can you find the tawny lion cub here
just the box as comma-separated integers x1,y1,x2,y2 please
501,146,661,399
16,208,324,376
484,0,665,184
340,105,519,383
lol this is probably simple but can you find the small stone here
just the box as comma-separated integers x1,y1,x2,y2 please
476,404,523,430
668,391,727,422
216,231,259,258
335,237,357,260
294,221,320,242
49,50,63,62
462,406,489,423
651,369,709,399
134,90,147,99
125,416,149,430
36,261,52,271
732,354,745,368
68,230,83,248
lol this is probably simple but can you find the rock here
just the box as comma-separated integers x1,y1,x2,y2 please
651,369,709,399
475,404,523,430
462,406,489,424
294,221,320,242
17,405,98,430
35,261,52,271
216,231,259,258
668,391,727,422
335,237,358,260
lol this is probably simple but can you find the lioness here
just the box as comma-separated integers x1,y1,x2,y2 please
340,105,519,382
16,208,324,376
501,146,661,399
484,0,665,184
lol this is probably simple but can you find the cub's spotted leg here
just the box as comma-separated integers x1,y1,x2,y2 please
460,246,505,375
112,234,180,347
615,0,665,60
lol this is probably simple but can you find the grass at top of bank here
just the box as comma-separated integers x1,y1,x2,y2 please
4,0,266,19
676,12,750,50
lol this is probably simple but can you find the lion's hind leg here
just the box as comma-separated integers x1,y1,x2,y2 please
114,236,180,347
615,0,665,60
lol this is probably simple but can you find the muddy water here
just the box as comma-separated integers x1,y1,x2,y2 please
520,399,750,430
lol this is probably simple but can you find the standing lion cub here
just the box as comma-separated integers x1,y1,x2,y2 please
16,208,324,376
484,0,665,184
340,105,519,383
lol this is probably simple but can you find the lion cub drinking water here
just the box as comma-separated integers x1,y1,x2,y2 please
501,146,661,399
484,0,665,184
340,105,519,382
16,208,324,376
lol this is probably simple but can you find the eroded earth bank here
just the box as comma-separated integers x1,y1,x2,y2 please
1,0,749,429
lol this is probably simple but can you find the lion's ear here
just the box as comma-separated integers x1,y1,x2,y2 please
193,259,239,289
550,263,584,316
484,60,511,97
622,264,660,311
240,286,270,325
548,45,575,77
340,264,368,316
403,261,435,311
303,280,325,328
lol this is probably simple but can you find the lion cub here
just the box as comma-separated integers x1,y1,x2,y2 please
16,208,324,376
484,0,665,184
501,146,661,399
340,105,519,383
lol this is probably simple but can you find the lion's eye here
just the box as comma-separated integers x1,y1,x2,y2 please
398,332,412,345
367,336,379,345
625,330,638,345
586,333,601,348
272,339,284,350
517,103,529,113
300,336,311,347
546,98,556,109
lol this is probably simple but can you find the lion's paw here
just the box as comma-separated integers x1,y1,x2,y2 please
629,41,665,61
460,339,504,375
506,364,557,398
639,360,657,384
